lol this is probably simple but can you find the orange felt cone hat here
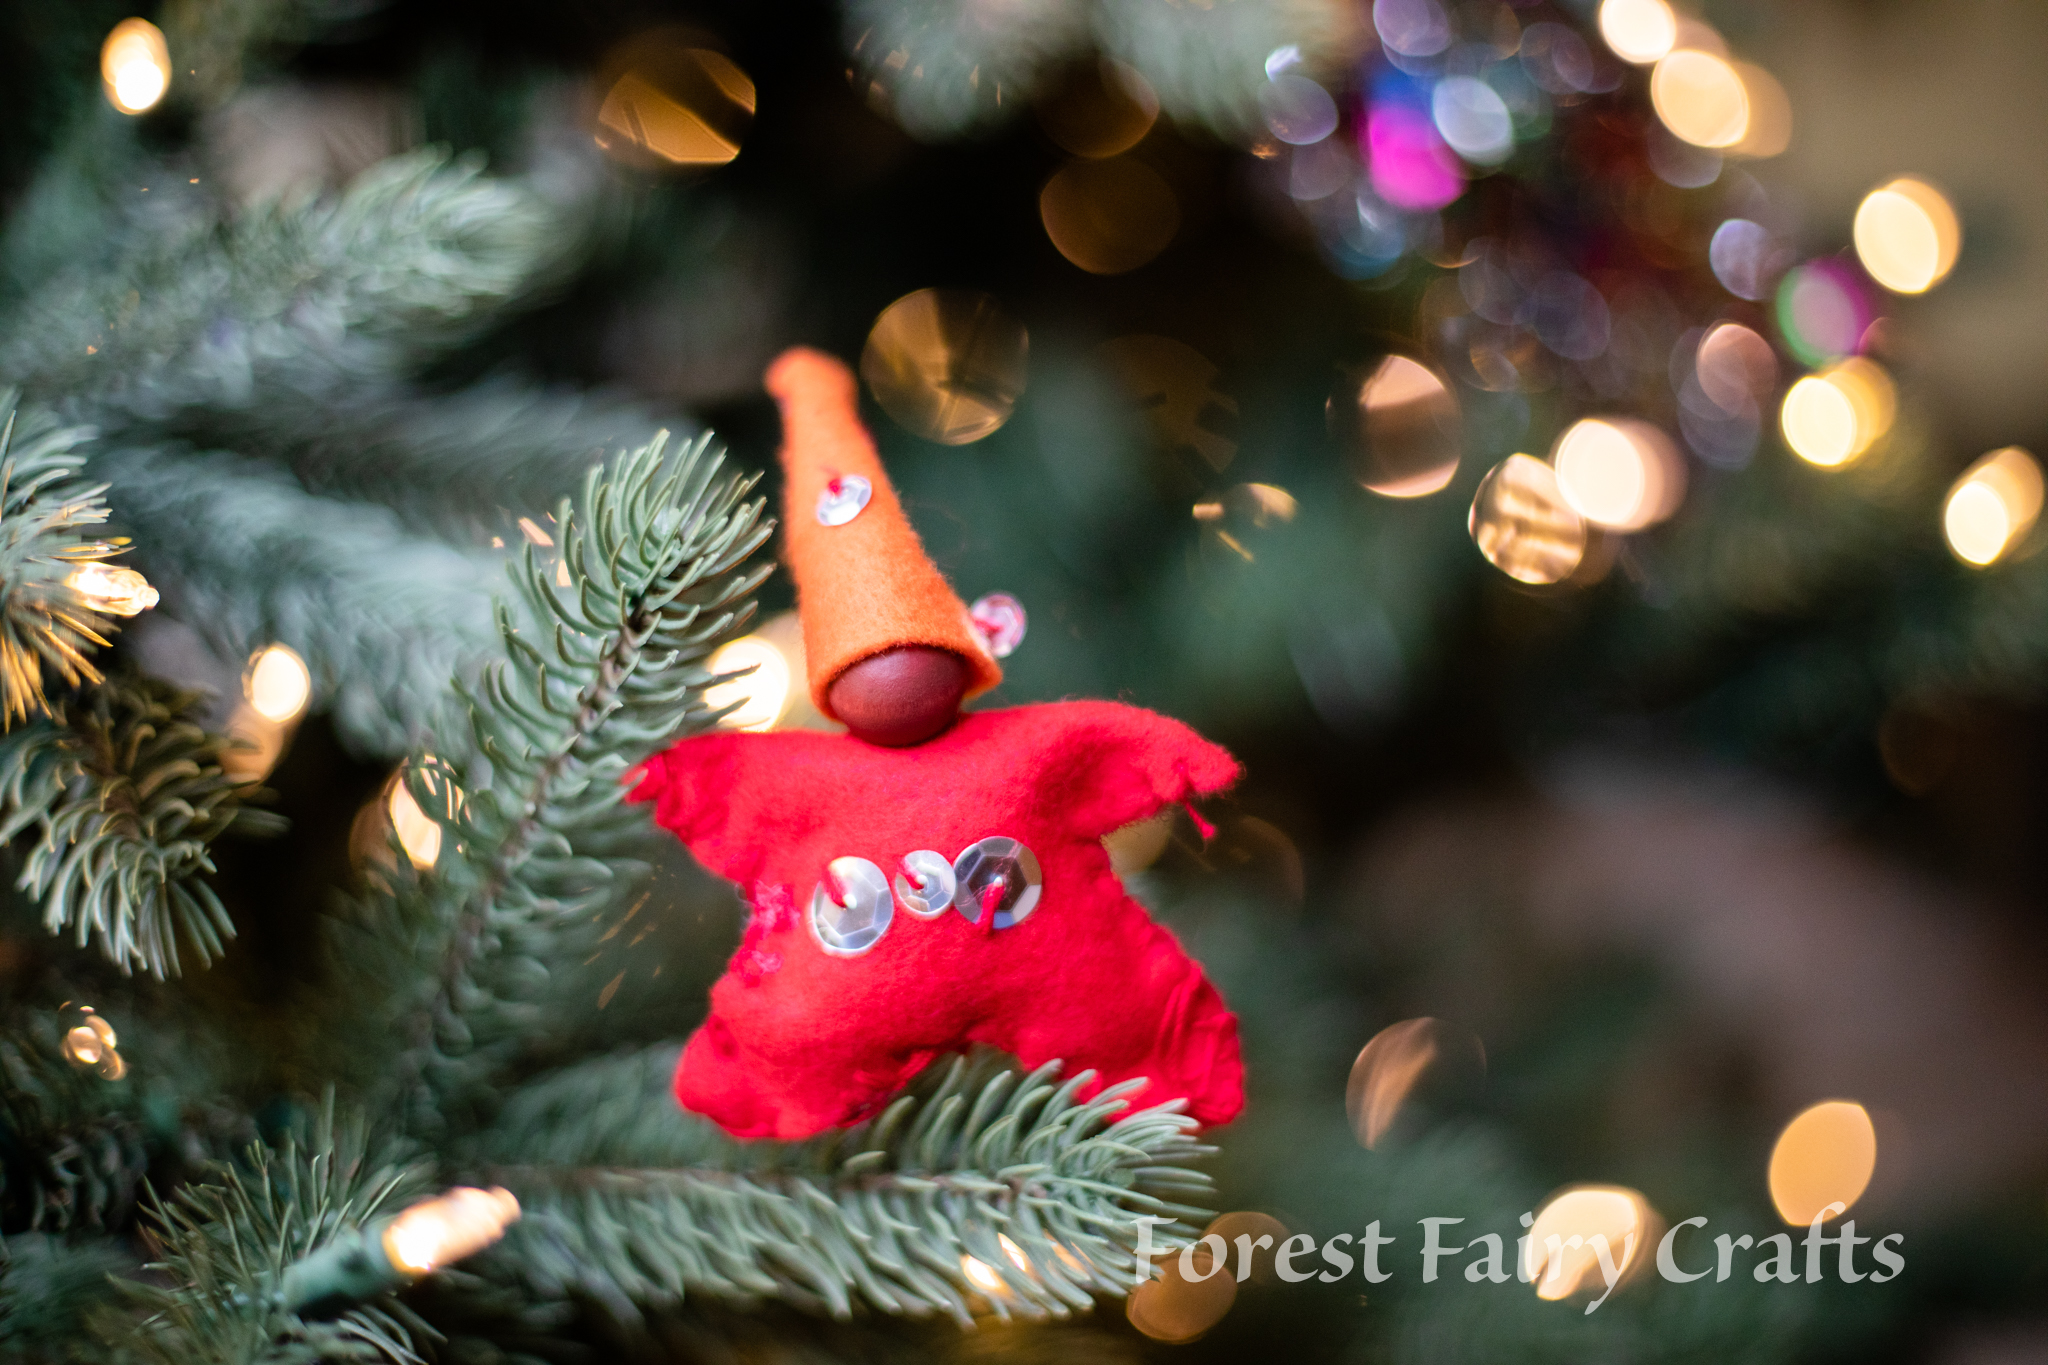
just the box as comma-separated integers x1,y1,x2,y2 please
765,347,1002,717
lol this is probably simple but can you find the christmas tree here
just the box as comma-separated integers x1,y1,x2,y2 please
2,0,2043,1360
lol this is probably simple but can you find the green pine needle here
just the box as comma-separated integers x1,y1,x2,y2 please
0,392,131,727
357,427,770,1132
0,674,284,978
108,1097,436,1365
473,1049,1216,1330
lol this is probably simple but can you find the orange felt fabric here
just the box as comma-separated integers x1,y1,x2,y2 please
765,348,1002,718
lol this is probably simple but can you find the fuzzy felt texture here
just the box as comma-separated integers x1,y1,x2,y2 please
765,349,1002,716
629,699,1245,1140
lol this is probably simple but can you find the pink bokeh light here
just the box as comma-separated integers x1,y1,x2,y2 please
1364,101,1464,211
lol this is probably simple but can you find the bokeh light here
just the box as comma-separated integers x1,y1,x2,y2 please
1034,60,1158,159
1374,0,1452,58
1468,454,1587,585
1651,49,1749,149
1345,1017,1486,1149
1775,260,1877,366
1040,158,1180,274
245,645,311,724
1521,22,1597,94
704,633,795,732
1366,98,1464,211
967,591,1027,659
959,1253,1008,1296
101,19,171,115
1709,219,1784,300
58,1004,126,1080
1527,1186,1654,1301
1731,63,1792,158
1854,177,1962,295
1433,77,1514,165
1768,1101,1877,1225
388,777,443,871
1944,447,2043,567
1128,1240,1236,1341
1334,355,1461,499
1259,73,1339,146
1779,358,1895,468
1597,0,1676,65
1694,322,1778,414
1552,418,1685,532
595,36,755,169
1099,335,1238,472
64,562,159,616
1203,1212,1290,1284
860,288,1028,445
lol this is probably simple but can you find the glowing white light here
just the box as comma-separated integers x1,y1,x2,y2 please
704,635,792,732
382,1187,520,1276
1854,178,1962,295
100,19,171,115
245,645,312,723
1943,447,2043,567
1433,77,1514,165
1597,0,1677,64
65,562,158,616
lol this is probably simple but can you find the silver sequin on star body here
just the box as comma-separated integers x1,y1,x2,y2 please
815,474,872,526
810,856,893,955
894,849,956,917
952,837,1043,929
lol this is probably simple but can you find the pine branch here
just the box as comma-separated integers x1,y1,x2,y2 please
355,430,769,1134
0,674,283,978
0,393,136,726
1,149,556,425
469,1049,1216,1330
105,1098,437,1365
172,375,690,544
94,444,509,757
0,1010,151,1234
0,1232,133,1361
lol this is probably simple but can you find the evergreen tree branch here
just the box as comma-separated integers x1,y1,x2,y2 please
0,1009,151,1234
95,444,509,757
173,375,690,544
1,149,556,425
0,674,282,978
105,1097,437,1365
0,1231,133,1361
358,430,769,1134
469,1049,1215,1329
0,393,139,726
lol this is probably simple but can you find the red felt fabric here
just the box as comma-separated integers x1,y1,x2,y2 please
628,699,1245,1141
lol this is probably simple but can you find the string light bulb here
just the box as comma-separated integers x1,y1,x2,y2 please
382,1187,521,1275
960,1253,1008,1295
65,562,159,616
279,1186,521,1314
101,18,171,115
387,778,444,870
245,645,312,723
57,1003,127,1080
